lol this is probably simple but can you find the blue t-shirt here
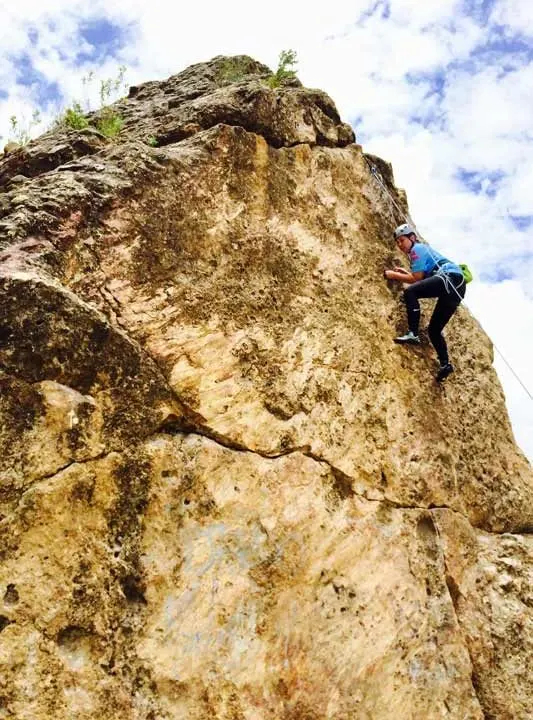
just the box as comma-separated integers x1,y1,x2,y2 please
409,243,462,277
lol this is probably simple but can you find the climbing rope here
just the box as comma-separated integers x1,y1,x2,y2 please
365,157,533,402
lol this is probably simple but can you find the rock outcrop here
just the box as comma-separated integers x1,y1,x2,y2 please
1,55,532,720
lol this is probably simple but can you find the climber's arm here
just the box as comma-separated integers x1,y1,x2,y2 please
384,269,425,283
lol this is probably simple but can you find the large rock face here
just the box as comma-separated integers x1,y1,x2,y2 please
1,55,532,719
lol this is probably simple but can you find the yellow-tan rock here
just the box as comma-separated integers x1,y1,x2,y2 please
0,55,532,719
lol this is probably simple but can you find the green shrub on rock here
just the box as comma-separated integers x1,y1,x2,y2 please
7,110,41,146
218,57,252,83
62,102,89,130
266,50,298,88
96,108,124,138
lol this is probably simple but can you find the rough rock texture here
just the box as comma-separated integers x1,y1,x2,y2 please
1,55,532,719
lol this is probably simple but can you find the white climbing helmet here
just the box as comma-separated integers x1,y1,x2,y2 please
393,223,416,240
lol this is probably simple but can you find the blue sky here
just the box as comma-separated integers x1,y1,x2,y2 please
456,169,505,197
76,18,132,64
462,0,497,24
4,14,132,111
0,0,532,459
13,53,62,106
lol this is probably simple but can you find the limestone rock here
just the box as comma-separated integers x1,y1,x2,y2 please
2,141,20,156
0,55,532,719
436,510,533,720
0,131,107,191
120,55,355,149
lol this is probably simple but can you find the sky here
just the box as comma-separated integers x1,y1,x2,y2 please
1,0,532,461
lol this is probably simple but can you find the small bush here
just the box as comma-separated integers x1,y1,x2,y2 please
266,50,298,89
98,66,127,106
91,65,127,138
62,102,89,130
147,136,158,147
8,110,41,145
96,108,124,138
57,66,126,137
218,57,254,83
11,66,128,142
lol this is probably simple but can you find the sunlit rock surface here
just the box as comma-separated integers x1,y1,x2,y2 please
1,55,532,720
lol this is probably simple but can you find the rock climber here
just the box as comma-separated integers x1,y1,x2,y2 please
383,223,466,382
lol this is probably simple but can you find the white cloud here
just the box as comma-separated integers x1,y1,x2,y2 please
0,0,532,462
444,64,533,141
468,281,533,461
491,0,533,31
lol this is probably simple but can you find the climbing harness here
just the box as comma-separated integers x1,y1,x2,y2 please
430,258,466,296
366,157,533,402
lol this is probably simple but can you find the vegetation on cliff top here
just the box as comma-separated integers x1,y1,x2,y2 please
6,65,128,145
5,51,299,149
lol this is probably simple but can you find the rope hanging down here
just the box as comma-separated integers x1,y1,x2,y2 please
365,157,533,403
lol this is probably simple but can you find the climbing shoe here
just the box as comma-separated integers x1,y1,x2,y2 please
436,363,454,382
394,331,420,345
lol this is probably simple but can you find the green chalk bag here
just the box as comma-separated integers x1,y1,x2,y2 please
459,263,473,283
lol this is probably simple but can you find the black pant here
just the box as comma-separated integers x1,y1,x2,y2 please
403,274,465,366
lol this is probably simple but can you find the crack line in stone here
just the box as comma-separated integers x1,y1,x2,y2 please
154,422,533,538
436,523,488,719
61,281,533,540
0,449,117,528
